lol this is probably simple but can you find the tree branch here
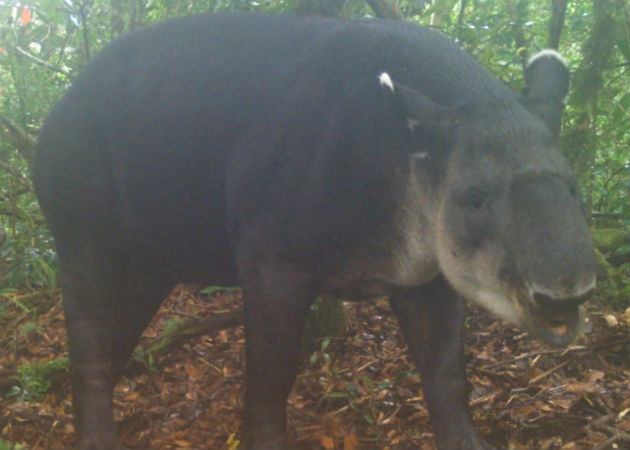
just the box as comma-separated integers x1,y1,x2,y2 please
10,46,71,77
0,161,34,194
141,309,243,363
0,111,37,163
78,1,92,61
457,0,468,42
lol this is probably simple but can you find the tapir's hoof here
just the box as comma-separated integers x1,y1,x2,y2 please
243,439,290,450
77,437,125,450
438,433,496,450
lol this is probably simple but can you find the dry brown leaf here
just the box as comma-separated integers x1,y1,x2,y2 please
123,392,139,401
603,314,618,327
587,370,605,383
343,432,359,450
548,397,576,410
321,434,335,450
566,381,600,394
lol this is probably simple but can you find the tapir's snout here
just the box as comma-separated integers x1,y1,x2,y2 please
533,289,593,311
521,282,595,346
504,170,597,346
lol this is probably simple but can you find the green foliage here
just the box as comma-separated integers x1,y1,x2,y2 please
592,227,630,308
1,234,57,290
0,440,25,450
310,332,419,427
302,297,347,353
200,286,240,296
0,153,56,289
0,0,627,307
309,336,332,367
0,288,28,313
162,317,181,336
9,357,70,402
324,372,416,426
131,346,157,372
595,251,629,309
19,320,41,337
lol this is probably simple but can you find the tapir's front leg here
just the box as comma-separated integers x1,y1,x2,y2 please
236,231,316,450
389,275,494,450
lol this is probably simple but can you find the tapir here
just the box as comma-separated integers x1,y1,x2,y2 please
33,12,596,450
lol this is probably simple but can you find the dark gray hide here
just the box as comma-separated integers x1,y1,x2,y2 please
33,13,596,450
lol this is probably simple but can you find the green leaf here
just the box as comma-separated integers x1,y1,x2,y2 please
200,286,239,295
325,391,349,399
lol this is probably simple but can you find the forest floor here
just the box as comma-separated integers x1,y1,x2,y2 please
1,284,628,450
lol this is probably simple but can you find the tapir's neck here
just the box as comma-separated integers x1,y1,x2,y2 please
387,162,440,287
317,163,440,299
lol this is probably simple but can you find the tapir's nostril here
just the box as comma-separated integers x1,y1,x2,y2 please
533,289,593,310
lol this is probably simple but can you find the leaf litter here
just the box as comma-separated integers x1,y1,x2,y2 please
0,285,628,449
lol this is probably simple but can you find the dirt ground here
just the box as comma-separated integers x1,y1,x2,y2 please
1,285,628,449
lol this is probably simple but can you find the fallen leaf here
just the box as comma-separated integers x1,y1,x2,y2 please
344,432,359,450
566,381,601,394
321,434,335,450
587,370,605,383
124,392,139,401
603,314,618,327
185,362,203,380
226,433,240,450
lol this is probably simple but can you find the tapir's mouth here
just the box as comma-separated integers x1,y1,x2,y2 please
515,291,589,347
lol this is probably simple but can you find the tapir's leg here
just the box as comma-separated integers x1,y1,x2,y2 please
59,239,172,449
236,233,315,450
389,275,493,450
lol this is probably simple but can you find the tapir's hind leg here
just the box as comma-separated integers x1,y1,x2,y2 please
389,275,494,450
58,238,174,449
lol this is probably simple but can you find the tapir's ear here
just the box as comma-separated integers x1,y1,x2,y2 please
378,72,454,134
522,50,569,137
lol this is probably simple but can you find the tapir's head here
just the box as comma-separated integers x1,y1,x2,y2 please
380,50,596,347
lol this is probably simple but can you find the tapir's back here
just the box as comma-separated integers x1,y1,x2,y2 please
34,13,506,280
35,14,332,277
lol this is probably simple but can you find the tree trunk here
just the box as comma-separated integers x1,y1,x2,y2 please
563,0,618,207
547,0,568,49
110,0,124,39
504,0,529,69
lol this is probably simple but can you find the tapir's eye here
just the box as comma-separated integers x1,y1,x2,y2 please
467,189,485,210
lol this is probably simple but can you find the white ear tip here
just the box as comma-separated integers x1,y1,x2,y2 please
379,72,395,93
527,49,567,68
413,151,430,161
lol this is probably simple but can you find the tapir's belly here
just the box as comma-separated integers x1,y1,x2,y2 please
319,227,440,300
